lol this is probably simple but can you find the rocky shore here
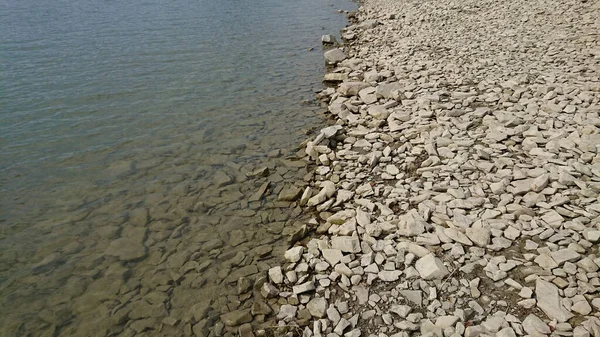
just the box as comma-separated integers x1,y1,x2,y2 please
224,0,600,336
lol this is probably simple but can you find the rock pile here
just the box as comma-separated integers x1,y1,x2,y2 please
254,0,600,336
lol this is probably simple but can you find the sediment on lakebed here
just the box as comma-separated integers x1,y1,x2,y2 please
235,0,600,336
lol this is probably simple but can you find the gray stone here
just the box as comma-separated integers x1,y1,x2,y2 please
105,238,147,262
550,249,580,266
293,281,315,294
415,253,449,280
269,266,284,284
322,34,337,44
338,82,371,96
307,297,327,318
220,310,252,326
535,279,574,322
331,236,361,253
324,49,346,64
522,314,551,335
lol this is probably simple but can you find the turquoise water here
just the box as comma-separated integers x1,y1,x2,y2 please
0,0,355,335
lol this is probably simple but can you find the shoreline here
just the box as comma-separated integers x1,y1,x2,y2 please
249,0,600,336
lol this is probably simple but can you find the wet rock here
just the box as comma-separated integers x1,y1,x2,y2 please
105,238,147,261
278,185,303,202
322,34,337,44
220,309,252,326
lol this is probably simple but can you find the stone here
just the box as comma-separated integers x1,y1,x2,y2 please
522,314,551,335
378,270,402,281
415,253,449,280
293,281,315,294
324,49,346,63
338,82,370,96
269,266,284,284
284,246,304,263
278,186,303,201
214,171,233,187
278,304,298,319
331,236,361,253
307,297,327,318
466,227,491,247
238,324,255,337
535,279,574,322
571,300,592,315
550,249,580,266
322,248,344,266
220,310,252,326
322,34,337,44
105,238,147,262
496,327,517,337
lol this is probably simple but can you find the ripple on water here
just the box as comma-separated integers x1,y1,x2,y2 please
0,0,356,334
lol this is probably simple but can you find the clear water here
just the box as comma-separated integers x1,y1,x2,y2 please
0,0,355,335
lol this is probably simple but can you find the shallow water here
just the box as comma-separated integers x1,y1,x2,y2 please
0,0,355,335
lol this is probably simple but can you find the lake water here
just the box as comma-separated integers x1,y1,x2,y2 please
0,0,355,335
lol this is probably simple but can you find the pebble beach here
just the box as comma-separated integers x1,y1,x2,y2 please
223,0,600,336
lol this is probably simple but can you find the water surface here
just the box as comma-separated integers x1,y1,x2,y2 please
0,0,355,335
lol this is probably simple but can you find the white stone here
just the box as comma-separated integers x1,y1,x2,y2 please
415,253,449,280
269,266,284,284
284,246,304,263
535,279,574,322
331,236,361,253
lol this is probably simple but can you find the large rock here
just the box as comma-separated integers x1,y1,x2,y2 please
220,310,252,326
415,253,449,280
105,238,147,262
535,279,574,322
338,82,370,96
324,49,346,64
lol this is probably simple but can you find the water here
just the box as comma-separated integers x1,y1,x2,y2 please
0,0,355,335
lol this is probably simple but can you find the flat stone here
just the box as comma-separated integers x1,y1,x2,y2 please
338,82,370,96
534,253,558,269
278,186,303,201
322,248,344,266
331,236,361,253
293,281,315,295
522,314,551,335
324,49,346,63
277,304,297,319
220,310,252,326
571,300,592,315
399,290,422,306
535,279,574,322
378,270,402,282
466,227,491,247
307,297,327,318
354,285,369,305
435,315,459,328
105,238,147,262
550,249,580,266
